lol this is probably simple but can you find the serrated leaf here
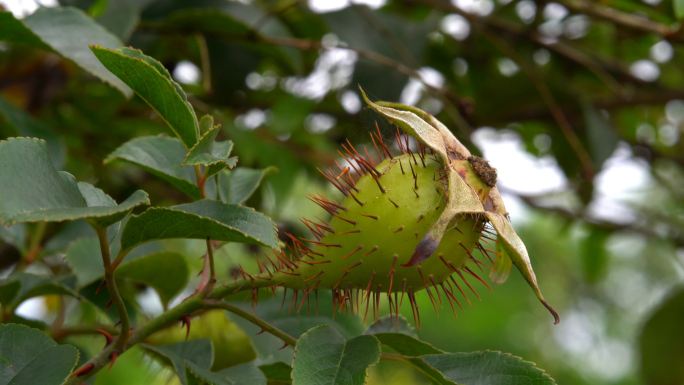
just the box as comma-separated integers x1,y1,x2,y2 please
0,323,79,385
65,237,188,304
143,340,213,385
91,46,199,147
420,351,557,385
117,251,189,306
365,316,442,357
0,138,149,226
259,362,291,385
0,12,44,46
96,0,148,40
0,97,65,168
184,124,237,178
229,292,363,364
105,135,200,198
0,273,80,307
0,8,131,96
64,237,103,288
291,325,380,385
186,361,267,385
218,167,276,205
121,199,278,250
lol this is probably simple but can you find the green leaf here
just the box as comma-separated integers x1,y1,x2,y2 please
117,251,189,306
96,0,150,40
105,135,200,198
291,325,380,385
64,237,103,288
639,286,684,385
259,362,291,385
143,340,213,385
121,199,278,250
420,351,557,385
186,362,267,385
675,0,684,19
0,97,65,168
218,362,267,385
218,167,276,205
0,138,149,226
365,316,442,357
184,123,237,178
65,237,188,305
583,103,619,170
91,46,199,147
0,273,79,307
0,12,44,46
0,323,79,385
0,8,131,96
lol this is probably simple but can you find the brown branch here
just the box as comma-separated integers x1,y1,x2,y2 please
509,190,684,247
558,0,681,38
479,28,595,180
254,34,474,137
414,0,646,88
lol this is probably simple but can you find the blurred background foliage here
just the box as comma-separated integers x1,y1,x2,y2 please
1,0,684,384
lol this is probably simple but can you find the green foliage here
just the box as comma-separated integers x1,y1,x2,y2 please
292,325,381,385
91,46,199,147
105,135,201,198
120,200,278,250
0,138,149,226
2,1,682,384
0,324,79,385
0,8,131,96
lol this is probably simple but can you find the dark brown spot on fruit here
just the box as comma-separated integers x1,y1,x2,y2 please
468,155,497,187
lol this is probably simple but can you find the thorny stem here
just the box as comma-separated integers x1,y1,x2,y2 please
65,278,273,384
96,226,130,358
52,325,119,342
193,164,216,296
198,238,217,296
203,300,297,346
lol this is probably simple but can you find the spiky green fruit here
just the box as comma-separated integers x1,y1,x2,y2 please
252,94,559,325
275,154,488,293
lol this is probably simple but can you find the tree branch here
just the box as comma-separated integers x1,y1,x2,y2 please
95,226,130,353
558,0,680,38
204,300,297,346
66,277,275,384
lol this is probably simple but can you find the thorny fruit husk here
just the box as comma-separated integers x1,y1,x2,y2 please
242,92,559,326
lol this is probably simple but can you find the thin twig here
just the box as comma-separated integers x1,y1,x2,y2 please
558,0,680,38
95,226,130,353
204,300,296,346
479,28,595,180
66,277,274,384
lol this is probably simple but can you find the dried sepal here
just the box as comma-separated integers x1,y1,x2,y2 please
361,91,559,323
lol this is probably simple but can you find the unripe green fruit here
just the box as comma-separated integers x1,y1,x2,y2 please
273,154,486,293
245,95,559,324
